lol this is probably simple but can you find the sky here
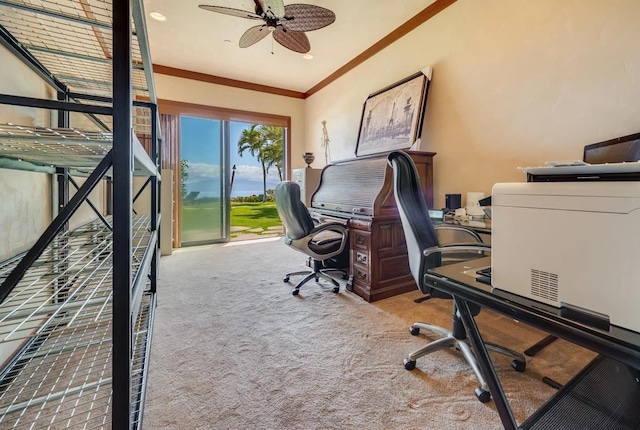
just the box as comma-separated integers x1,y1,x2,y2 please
180,116,280,197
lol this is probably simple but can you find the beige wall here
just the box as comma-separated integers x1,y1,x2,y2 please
154,73,306,171
0,44,107,260
304,0,640,209
0,44,53,260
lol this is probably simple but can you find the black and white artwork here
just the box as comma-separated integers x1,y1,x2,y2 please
355,71,429,157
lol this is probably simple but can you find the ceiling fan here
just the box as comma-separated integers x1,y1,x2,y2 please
198,0,336,54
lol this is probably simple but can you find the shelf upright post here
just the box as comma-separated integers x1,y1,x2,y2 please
56,90,70,224
112,0,133,427
150,104,159,295
55,90,70,303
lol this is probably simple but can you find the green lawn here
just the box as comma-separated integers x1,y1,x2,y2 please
180,200,282,242
230,201,281,231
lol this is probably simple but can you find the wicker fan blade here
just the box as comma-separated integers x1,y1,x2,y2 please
198,5,262,20
255,0,285,19
239,25,270,48
273,27,310,53
281,4,335,32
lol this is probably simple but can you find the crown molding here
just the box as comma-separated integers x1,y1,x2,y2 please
153,64,306,99
153,0,456,99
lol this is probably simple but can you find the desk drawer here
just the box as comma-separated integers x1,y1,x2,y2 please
351,231,370,251
352,262,370,285
354,250,369,266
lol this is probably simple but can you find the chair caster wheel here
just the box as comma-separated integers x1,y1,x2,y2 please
292,290,299,296
475,387,491,403
283,276,290,283
403,358,416,370
409,326,420,336
332,287,339,293
511,359,526,372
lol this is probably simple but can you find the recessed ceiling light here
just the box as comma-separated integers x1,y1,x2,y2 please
303,53,313,60
150,11,167,21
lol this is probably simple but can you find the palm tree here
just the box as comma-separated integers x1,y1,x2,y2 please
261,126,284,181
238,124,285,201
180,159,189,200
237,124,270,201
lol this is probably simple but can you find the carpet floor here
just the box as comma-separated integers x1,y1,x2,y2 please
143,238,595,429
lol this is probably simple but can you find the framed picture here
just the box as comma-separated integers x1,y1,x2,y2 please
355,70,430,157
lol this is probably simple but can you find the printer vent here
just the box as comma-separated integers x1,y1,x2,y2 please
530,269,559,302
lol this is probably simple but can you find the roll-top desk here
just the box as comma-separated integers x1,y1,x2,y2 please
309,151,435,302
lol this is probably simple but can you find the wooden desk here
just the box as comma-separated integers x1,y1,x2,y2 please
424,256,640,429
311,151,436,302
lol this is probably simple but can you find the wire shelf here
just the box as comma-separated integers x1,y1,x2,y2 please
0,0,155,135
0,215,151,342
0,123,157,175
0,215,153,429
0,123,111,168
0,291,153,429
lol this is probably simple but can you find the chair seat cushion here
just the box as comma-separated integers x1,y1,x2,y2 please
309,231,344,254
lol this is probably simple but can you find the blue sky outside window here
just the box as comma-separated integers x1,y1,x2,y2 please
181,117,281,198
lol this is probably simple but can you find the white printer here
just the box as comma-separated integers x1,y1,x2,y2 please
492,164,640,334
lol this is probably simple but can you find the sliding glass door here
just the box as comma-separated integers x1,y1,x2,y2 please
179,116,229,245
158,98,291,248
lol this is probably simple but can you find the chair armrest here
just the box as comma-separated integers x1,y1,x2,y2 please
309,222,348,237
310,214,321,226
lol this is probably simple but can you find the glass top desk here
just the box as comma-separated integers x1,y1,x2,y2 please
424,256,640,430
437,215,491,233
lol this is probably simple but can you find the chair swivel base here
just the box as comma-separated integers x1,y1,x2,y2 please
283,268,346,295
403,322,526,403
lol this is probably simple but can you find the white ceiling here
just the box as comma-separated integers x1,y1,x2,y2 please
143,0,436,93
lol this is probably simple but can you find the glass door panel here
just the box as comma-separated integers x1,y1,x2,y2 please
179,116,228,245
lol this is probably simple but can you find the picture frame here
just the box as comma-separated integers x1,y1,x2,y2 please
355,70,431,157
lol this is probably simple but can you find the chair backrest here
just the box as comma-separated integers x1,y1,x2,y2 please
387,151,441,290
275,181,316,240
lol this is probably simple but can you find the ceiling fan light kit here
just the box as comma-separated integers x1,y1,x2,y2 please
199,0,335,54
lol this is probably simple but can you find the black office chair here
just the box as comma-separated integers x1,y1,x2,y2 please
275,181,349,296
387,151,526,403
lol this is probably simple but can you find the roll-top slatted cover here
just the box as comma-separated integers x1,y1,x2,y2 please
311,156,388,216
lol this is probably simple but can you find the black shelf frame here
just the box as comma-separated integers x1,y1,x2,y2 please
0,0,160,428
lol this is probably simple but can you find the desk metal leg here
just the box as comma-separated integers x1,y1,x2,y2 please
454,297,519,430
524,334,558,357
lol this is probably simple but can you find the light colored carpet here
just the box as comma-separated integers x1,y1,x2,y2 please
143,238,595,429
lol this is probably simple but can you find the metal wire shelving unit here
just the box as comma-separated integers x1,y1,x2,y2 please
0,216,154,429
0,0,160,428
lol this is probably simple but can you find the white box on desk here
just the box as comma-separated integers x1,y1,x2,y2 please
491,181,640,334
292,168,321,207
